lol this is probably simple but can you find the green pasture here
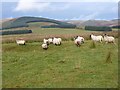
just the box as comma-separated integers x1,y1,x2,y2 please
2,40,118,88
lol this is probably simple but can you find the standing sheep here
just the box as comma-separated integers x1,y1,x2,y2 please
48,38,53,44
16,39,26,45
75,36,85,44
90,34,103,43
74,36,84,47
53,37,62,46
43,38,49,45
103,34,115,44
74,38,82,47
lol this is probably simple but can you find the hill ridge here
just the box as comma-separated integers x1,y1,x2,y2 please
1,16,76,29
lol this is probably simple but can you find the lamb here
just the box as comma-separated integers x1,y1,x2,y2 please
16,39,25,45
42,43,48,50
103,34,115,44
90,34,103,43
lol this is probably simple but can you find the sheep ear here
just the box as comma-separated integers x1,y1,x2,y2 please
90,35,91,37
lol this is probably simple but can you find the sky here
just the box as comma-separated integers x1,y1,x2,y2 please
1,0,119,20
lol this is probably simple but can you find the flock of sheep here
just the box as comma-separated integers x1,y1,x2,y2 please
41,34,115,50
16,34,116,50
42,37,62,49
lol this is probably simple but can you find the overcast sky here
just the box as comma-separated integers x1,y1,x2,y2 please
1,0,119,20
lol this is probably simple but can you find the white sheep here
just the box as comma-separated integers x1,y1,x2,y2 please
16,39,25,45
90,34,103,43
53,37,62,45
74,38,82,47
103,34,115,44
43,38,49,45
48,38,53,44
58,38,62,42
75,36,85,44
74,36,84,47
42,43,48,50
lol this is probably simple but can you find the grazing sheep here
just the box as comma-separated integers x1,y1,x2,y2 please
90,34,103,43
74,38,82,47
74,36,84,47
43,38,49,45
48,38,53,44
53,37,62,45
75,36,85,44
16,39,25,45
103,34,115,44
57,38,62,45
58,38,62,42
42,43,48,50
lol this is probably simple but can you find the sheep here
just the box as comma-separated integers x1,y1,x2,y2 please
43,38,49,45
74,38,82,47
16,39,25,45
74,36,84,47
48,38,53,44
42,43,48,50
103,34,115,44
53,37,62,46
58,38,62,42
90,34,103,43
75,36,85,44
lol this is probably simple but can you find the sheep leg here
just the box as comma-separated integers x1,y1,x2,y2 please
100,40,102,43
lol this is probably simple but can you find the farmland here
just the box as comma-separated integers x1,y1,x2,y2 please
2,27,118,88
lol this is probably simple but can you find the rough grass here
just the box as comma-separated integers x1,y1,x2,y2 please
2,28,118,43
2,40,118,88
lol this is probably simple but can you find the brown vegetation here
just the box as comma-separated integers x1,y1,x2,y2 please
2,31,118,43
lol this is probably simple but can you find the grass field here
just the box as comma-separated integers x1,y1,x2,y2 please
2,40,118,88
2,27,118,88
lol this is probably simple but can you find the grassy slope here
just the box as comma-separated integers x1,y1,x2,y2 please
2,40,118,88
31,28,88,34
27,22,57,27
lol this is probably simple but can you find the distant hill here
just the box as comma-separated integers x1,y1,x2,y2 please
1,16,76,29
65,19,119,27
80,20,110,26
1,17,119,30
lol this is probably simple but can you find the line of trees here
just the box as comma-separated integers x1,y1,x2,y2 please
85,26,112,31
112,25,120,29
0,30,32,35
41,24,76,28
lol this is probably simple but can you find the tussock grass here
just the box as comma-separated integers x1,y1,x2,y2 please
106,51,112,63
90,41,96,49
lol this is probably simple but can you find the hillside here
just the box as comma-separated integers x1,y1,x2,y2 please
1,16,76,29
65,19,119,27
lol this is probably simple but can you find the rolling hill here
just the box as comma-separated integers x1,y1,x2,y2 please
65,19,119,27
1,16,76,30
